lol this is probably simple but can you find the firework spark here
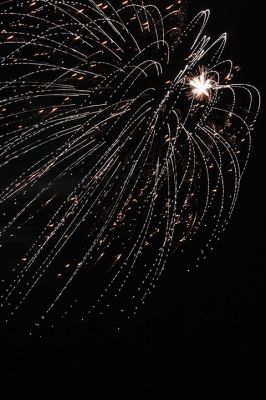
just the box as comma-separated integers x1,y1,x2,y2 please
189,68,214,99
0,0,260,332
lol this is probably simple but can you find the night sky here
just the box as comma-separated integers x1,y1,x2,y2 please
0,0,265,393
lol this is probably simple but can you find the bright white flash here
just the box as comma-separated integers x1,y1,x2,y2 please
189,72,213,100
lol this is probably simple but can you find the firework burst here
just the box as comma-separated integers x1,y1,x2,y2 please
0,0,260,332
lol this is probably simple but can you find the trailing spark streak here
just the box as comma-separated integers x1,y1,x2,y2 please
0,1,260,331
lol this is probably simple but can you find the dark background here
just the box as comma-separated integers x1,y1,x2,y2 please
1,0,265,393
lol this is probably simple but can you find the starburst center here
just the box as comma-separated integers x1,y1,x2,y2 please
189,73,213,99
